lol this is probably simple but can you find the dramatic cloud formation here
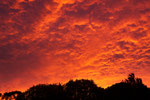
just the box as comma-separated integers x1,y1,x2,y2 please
0,0,150,92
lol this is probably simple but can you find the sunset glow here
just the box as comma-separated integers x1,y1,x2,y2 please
0,0,150,93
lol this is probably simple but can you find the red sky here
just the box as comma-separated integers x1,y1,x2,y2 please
0,0,150,93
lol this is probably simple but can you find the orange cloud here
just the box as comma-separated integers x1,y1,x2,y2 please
0,0,150,93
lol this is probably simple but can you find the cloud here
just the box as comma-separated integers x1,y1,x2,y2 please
0,0,150,92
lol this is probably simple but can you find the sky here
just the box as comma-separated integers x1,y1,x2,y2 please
0,0,150,93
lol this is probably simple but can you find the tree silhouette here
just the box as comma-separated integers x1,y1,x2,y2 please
1,73,150,100
64,79,104,100
105,73,150,100
16,84,67,100
2,91,21,100
126,73,135,85
136,78,142,85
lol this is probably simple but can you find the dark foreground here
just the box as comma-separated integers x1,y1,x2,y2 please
1,73,150,100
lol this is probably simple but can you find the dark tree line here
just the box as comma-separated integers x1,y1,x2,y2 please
1,73,150,100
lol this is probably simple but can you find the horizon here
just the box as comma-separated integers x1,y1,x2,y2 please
0,73,149,93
